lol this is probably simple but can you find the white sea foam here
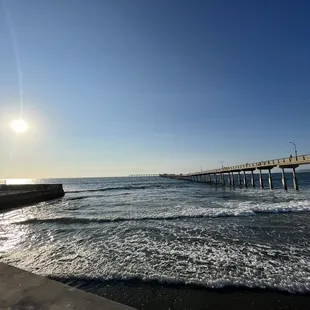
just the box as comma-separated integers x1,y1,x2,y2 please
2,176,310,293
5,198,310,226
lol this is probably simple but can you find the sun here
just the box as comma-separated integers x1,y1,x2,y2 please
10,119,29,133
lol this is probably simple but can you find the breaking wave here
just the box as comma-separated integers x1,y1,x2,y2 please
65,184,170,194
13,203,310,225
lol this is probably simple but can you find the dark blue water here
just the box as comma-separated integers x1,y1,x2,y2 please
1,173,310,305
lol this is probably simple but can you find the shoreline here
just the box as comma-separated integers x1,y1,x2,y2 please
51,275,310,310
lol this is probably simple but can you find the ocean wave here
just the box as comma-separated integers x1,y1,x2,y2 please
65,183,176,194
65,193,131,201
13,205,310,226
67,193,131,201
67,196,93,201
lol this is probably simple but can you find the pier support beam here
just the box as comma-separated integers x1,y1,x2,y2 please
292,167,299,191
243,171,247,188
259,169,264,189
268,169,273,189
221,173,225,185
228,172,231,186
231,172,235,187
214,174,217,185
281,168,287,191
238,172,241,186
251,171,255,187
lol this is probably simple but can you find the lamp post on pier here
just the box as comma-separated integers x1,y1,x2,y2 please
289,142,297,158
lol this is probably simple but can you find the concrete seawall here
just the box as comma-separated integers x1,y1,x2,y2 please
0,184,65,210
0,262,134,309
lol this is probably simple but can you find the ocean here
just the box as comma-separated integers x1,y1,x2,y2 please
1,173,310,309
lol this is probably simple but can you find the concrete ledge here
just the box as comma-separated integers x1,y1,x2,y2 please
0,263,135,310
0,184,65,210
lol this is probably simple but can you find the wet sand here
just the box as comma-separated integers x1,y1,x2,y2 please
51,276,310,310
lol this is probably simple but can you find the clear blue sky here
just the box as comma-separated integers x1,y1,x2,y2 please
0,0,309,178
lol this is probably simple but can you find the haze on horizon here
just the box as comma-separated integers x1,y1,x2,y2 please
0,0,309,179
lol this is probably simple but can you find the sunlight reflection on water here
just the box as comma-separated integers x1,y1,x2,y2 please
3,179,35,185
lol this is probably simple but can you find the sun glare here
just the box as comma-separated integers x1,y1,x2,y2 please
10,119,29,133
5,179,34,185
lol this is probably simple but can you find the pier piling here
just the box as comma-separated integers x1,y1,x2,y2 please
231,172,235,187
268,169,273,189
222,173,225,185
243,171,247,188
238,172,241,186
251,171,255,187
228,172,231,186
292,167,299,191
259,170,264,189
281,168,287,191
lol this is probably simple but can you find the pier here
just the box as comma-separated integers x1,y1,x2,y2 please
161,154,310,191
129,174,159,178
